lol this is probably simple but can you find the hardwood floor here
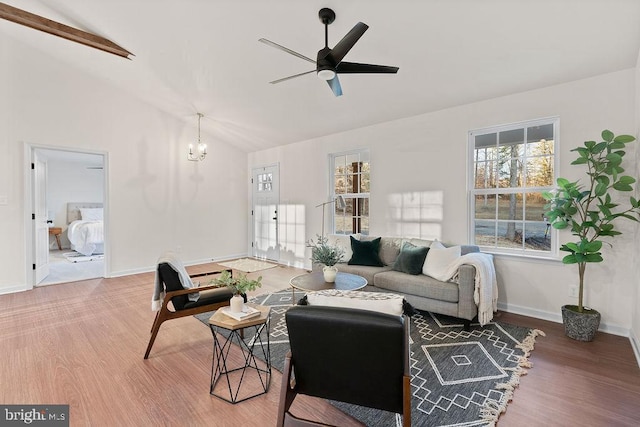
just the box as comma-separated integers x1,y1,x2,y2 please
1,262,639,426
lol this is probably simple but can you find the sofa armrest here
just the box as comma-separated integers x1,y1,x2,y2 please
457,264,478,320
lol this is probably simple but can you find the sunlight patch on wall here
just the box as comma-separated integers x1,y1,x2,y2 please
386,191,443,240
277,203,307,268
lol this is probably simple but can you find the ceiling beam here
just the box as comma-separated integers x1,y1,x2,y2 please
0,2,132,59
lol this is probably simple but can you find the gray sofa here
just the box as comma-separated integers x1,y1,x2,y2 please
326,235,480,328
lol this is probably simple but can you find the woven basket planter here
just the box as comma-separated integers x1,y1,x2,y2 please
561,305,601,342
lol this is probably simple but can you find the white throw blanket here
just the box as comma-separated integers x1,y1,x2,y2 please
429,252,498,326
151,252,200,311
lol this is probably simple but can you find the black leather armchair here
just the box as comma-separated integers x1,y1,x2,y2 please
277,305,411,427
144,263,237,359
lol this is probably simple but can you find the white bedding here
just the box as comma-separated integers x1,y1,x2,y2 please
67,220,104,256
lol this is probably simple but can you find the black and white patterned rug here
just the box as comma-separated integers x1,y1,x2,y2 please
196,289,544,427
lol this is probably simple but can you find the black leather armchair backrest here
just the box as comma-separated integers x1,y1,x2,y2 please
158,263,189,310
285,305,408,414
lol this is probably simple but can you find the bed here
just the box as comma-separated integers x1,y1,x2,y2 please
66,202,104,256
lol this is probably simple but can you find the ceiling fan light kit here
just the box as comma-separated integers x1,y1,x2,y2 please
260,7,398,96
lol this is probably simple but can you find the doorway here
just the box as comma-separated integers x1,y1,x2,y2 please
251,164,280,262
28,146,106,286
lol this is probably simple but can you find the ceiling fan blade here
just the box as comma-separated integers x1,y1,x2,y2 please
328,22,368,64
327,75,343,97
269,69,316,84
336,61,399,74
259,38,316,64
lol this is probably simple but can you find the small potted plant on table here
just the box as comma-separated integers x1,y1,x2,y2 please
211,270,262,313
543,130,640,341
307,235,345,283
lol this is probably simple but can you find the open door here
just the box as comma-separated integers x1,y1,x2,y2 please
252,165,280,262
33,151,49,284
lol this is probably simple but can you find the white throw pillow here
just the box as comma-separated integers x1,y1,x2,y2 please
305,289,404,316
422,240,461,280
80,208,103,221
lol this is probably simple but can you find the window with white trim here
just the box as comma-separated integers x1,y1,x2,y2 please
469,118,557,255
331,150,370,235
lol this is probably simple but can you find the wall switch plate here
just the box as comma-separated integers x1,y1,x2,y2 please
568,285,579,298
0,195,7,205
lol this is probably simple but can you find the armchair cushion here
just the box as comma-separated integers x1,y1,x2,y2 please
182,287,234,310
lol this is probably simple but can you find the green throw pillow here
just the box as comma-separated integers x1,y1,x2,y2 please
348,236,384,267
393,242,429,275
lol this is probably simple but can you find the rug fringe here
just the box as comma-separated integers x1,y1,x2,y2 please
478,328,545,425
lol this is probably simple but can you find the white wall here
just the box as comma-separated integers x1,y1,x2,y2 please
46,159,104,249
249,69,637,334
0,37,249,293
631,52,640,364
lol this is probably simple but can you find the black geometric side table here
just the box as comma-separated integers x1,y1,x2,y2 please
208,303,271,403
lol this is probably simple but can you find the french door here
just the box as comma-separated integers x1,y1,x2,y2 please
251,165,280,261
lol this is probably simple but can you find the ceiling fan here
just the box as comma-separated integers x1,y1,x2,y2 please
259,8,399,97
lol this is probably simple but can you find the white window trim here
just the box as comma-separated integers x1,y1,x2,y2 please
467,117,560,259
329,149,370,235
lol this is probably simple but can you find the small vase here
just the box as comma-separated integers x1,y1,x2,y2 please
230,294,244,313
323,265,338,283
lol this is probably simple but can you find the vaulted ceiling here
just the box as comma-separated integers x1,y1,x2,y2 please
2,0,640,152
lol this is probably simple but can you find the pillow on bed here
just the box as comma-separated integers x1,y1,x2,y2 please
80,208,103,221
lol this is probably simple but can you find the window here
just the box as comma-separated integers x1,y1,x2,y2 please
468,118,557,255
256,172,273,192
331,150,370,235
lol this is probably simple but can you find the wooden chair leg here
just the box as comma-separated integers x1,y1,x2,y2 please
144,311,166,359
277,352,297,427
402,374,411,427
150,311,159,333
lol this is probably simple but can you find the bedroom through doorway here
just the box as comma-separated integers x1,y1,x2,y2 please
31,147,106,286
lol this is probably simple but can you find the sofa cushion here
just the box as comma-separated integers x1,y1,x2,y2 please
423,240,461,278
349,236,384,267
336,263,392,285
327,234,360,261
362,236,401,266
392,242,429,275
303,289,404,316
461,245,480,255
406,238,433,248
374,270,460,303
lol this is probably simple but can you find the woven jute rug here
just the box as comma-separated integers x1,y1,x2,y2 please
217,258,278,273
196,289,544,426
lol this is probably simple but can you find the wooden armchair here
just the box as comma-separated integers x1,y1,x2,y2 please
277,305,411,427
144,263,238,359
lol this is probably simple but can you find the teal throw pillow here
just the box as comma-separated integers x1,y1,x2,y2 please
348,236,384,267
393,242,429,275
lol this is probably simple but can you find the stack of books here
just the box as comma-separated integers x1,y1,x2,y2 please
219,305,261,321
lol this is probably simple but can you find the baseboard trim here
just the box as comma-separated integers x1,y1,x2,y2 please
108,253,249,278
630,327,640,368
497,301,630,337
0,283,30,296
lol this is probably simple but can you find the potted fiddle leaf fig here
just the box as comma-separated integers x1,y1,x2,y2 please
543,130,640,341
